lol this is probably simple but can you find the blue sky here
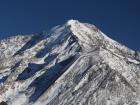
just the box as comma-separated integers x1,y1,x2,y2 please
0,0,140,51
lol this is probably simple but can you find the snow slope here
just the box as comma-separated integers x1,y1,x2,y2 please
0,20,140,105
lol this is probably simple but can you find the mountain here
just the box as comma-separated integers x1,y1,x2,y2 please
0,20,140,105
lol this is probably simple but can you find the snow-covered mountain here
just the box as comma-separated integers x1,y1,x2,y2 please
0,20,140,105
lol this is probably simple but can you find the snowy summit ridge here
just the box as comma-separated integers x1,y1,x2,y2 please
0,20,140,105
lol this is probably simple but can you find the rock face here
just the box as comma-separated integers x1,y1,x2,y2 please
0,20,140,105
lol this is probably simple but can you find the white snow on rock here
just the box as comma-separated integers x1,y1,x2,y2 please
0,20,140,105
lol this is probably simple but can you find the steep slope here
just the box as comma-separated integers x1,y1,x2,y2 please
0,20,140,105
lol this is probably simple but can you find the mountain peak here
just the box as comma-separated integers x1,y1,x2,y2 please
0,20,140,105
65,20,136,59
66,19,79,26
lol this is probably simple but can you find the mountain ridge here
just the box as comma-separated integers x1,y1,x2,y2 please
0,20,140,105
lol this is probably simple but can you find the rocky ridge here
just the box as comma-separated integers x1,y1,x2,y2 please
0,20,140,105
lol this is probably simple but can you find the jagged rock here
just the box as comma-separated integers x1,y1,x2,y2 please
0,20,140,105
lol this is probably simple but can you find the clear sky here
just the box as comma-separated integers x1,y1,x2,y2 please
0,0,140,51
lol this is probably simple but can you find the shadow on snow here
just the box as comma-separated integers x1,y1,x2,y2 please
28,55,77,102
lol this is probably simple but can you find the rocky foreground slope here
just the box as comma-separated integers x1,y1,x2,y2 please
0,20,140,105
